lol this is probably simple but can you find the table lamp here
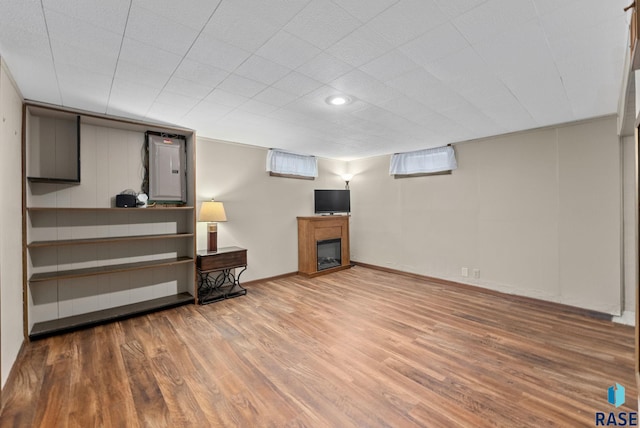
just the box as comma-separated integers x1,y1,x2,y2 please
199,199,227,252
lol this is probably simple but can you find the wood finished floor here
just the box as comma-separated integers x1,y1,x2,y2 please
0,266,636,427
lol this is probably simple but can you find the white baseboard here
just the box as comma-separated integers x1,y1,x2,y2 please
612,311,636,326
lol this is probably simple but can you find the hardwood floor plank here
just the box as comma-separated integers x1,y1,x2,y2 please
121,339,171,427
1,266,636,427
0,342,48,427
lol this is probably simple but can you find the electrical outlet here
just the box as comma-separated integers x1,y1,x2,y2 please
473,269,480,279
461,267,469,277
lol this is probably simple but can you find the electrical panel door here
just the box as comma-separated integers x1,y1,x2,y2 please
148,134,186,202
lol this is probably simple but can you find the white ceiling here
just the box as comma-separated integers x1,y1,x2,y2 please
0,0,630,160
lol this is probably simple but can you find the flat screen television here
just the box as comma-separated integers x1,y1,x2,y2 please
314,189,350,214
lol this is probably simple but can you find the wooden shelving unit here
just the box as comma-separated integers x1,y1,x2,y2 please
29,292,194,339
23,103,197,339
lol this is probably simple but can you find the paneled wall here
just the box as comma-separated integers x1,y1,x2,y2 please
349,116,623,315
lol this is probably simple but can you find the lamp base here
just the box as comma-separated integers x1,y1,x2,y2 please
207,223,218,253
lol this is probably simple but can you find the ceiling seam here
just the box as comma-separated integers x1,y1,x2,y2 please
39,0,63,106
105,0,133,115
530,0,574,119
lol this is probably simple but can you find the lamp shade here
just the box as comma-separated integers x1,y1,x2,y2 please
199,201,227,222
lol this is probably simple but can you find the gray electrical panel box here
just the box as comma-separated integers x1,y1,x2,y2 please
147,133,186,203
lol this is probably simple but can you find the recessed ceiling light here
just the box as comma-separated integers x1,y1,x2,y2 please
326,95,351,106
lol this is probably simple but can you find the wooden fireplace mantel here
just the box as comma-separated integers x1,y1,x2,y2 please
297,215,351,277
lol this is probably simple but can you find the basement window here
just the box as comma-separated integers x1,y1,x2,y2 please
266,149,317,180
389,146,457,178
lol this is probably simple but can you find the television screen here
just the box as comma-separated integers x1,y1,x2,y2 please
314,189,350,214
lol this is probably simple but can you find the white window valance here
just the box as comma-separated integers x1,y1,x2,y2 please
266,149,318,178
389,146,457,175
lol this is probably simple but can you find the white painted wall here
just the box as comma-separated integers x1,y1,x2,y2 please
0,58,24,386
196,138,347,281
349,117,622,315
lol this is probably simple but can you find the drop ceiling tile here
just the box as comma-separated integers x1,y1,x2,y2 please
4,56,61,105
134,0,221,30
379,96,436,123
45,9,122,53
454,73,514,107
237,99,279,116
255,31,322,69
0,1,47,35
412,81,469,112
453,0,538,44
154,90,201,112
252,87,300,107
231,0,311,28
331,0,400,23
164,76,213,99
146,101,194,123
359,49,420,82
272,71,323,96
367,0,448,45
183,100,234,123
539,0,627,41
108,79,161,116
473,20,557,82
424,47,491,83
296,52,353,84
439,103,503,136
545,17,623,63
477,94,537,132
56,63,112,109
284,0,362,49
202,1,280,51
0,24,51,60
42,0,130,34
50,38,118,76
532,0,580,16
325,24,394,67
235,55,291,86
386,68,440,97
399,22,469,68
505,72,574,124
330,69,399,105
173,59,229,88
204,88,249,108
419,112,471,137
432,0,490,19
188,35,252,73
125,5,199,55
114,60,171,89
217,74,268,98
119,37,183,76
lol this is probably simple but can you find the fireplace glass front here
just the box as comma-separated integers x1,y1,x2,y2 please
317,238,341,271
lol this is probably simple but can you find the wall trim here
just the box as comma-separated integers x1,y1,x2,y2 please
352,261,613,322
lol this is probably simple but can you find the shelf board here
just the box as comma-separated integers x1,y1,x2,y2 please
28,233,194,248
27,206,194,212
29,256,193,282
29,292,194,339
27,176,81,184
